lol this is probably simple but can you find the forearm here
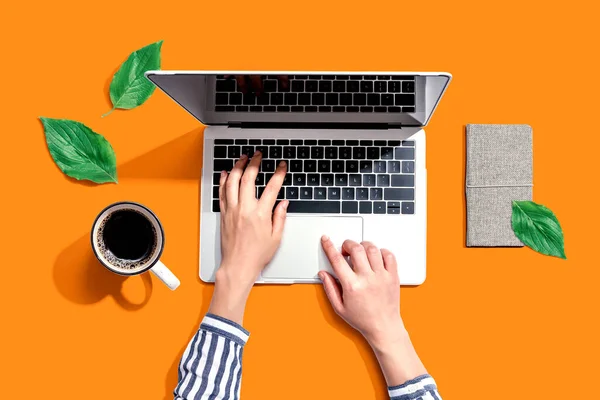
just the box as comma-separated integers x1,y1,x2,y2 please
174,314,249,400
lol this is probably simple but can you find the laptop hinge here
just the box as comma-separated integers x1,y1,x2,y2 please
228,122,403,130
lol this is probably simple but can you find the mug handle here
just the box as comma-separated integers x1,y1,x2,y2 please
150,260,180,290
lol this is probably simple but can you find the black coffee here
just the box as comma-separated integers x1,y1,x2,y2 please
97,209,158,271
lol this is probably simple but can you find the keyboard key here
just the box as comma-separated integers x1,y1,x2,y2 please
264,106,276,112
270,93,283,105
332,106,345,112
257,93,270,105
326,93,338,105
395,148,415,160
304,160,317,172
213,186,219,198
315,187,327,199
373,201,386,214
374,106,386,113
276,105,290,112
293,173,306,186
215,105,234,112
250,106,263,112
360,140,373,146
318,140,331,145
402,202,415,214
287,201,340,213
264,139,276,145
241,146,254,157
298,93,311,105
367,147,380,159
374,140,387,147
305,140,317,145
381,94,394,105
333,81,345,92
298,146,310,159
339,147,352,159
360,81,373,92
214,146,227,158
255,145,268,156
363,174,376,186
395,94,415,106
216,79,235,92
255,173,265,186
388,140,401,146
319,81,332,92
257,186,265,198
284,146,296,158
283,174,292,186
346,160,359,173
354,93,366,105
328,187,341,199
243,93,256,105
360,161,372,173
374,161,386,173
402,106,416,113
269,146,282,159
347,81,360,92
342,188,355,200
291,139,303,145
388,81,401,92
353,147,366,159
347,106,359,112
384,188,414,200
402,140,415,146
266,173,274,183
311,147,324,159
374,81,386,92
216,93,228,105
215,139,234,145
214,159,233,171
359,201,372,214
387,206,400,214
402,161,415,173
264,80,277,92
318,160,330,172
291,80,304,92
321,174,334,186
312,93,325,105
370,188,383,200
367,93,380,106
342,201,358,214
391,175,414,187
388,106,402,113
377,174,390,186
286,187,299,199
349,174,361,186
278,188,285,199
307,174,320,186
213,172,221,185
290,160,303,172
325,147,338,159
389,161,401,173
261,159,275,172
332,161,345,172
364,75,376,80
381,147,394,159
340,93,353,105
335,174,348,186
284,93,297,105
357,188,369,200
360,106,373,112
306,80,318,92
291,106,303,112
300,187,313,199
402,81,415,93
213,200,220,212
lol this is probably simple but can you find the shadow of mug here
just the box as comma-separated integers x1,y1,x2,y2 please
53,235,153,311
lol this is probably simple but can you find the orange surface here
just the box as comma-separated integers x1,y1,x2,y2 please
1,1,599,399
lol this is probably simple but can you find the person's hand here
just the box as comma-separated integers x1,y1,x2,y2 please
318,238,404,347
226,75,289,95
319,237,427,386
208,151,288,324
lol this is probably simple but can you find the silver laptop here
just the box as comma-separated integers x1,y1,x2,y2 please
146,71,451,285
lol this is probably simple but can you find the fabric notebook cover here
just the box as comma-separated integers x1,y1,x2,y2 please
466,124,533,247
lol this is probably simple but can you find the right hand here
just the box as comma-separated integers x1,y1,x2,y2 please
319,237,405,347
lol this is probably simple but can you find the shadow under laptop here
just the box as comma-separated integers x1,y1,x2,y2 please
53,235,153,311
118,127,205,180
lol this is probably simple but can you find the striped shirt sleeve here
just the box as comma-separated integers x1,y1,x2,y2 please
174,313,249,400
388,374,441,400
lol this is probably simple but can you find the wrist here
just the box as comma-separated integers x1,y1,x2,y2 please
364,319,408,352
208,266,255,325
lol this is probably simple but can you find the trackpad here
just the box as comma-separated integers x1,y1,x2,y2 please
262,216,363,280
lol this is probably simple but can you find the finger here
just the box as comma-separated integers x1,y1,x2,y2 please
278,75,289,90
226,154,248,207
361,241,384,272
239,151,262,202
380,248,399,277
318,271,344,315
272,200,289,240
249,75,263,95
234,75,248,93
259,160,287,211
321,235,355,283
342,240,372,275
218,170,228,213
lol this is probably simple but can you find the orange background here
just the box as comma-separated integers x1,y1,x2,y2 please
1,1,599,399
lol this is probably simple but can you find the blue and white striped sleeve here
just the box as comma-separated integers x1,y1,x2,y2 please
174,313,249,400
388,374,442,400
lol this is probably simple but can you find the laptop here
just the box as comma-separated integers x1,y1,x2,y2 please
145,71,451,285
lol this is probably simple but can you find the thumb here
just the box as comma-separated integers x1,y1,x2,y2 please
318,271,344,315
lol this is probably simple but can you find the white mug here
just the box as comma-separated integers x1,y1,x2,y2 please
91,202,180,290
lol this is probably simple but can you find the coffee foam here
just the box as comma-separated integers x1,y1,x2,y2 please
96,208,158,273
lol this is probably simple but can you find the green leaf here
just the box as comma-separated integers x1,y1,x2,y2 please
40,117,118,184
104,40,163,116
511,200,566,259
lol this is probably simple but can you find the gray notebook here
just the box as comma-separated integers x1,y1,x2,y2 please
466,124,533,247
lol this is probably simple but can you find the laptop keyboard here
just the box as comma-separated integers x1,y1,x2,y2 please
212,139,416,215
214,75,416,113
